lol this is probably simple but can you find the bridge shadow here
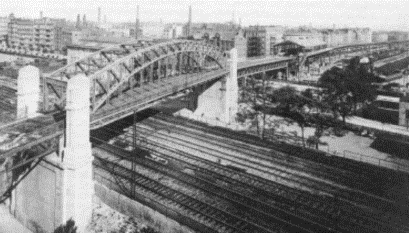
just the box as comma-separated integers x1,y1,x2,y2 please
90,108,162,146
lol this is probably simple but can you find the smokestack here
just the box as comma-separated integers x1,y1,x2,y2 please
135,5,140,39
40,11,43,19
83,14,87,27
104,15,107,23
76,14,81,29
98,7,101,24
187,5,192,37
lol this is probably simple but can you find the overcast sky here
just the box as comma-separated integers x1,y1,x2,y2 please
1,0,408,30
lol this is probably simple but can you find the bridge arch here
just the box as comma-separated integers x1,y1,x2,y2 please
43,40,226,113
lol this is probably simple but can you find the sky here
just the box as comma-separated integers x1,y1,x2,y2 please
1,0,409,30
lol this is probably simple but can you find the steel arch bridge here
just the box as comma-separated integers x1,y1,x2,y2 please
41,40,228,128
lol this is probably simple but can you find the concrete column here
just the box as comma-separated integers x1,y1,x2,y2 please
17,65,40,119
62,74,93,233
224,48,238,123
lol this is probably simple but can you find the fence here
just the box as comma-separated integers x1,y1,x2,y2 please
326,148,409,173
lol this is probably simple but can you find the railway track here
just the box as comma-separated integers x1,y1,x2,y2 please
144,116,409,204
92,127,407,232
157,113,409,181
93,144,304,233
94,159,239,233
119,121,399,215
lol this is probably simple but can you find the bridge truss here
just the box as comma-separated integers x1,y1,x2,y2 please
42,40,227,116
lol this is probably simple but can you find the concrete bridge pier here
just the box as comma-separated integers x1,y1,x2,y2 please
193,48,238,124
61,74,94,232
17,65,40,119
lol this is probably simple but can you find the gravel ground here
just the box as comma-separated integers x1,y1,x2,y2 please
87,199,140,233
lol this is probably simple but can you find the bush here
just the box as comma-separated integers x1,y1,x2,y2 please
53,219,77,233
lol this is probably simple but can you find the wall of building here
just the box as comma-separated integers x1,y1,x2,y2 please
8,16,59,52
245,26,285,57
321,28,372,47
0,17,9,41
372,33,388,43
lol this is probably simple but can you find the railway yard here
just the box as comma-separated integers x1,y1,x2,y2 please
91,110,409,233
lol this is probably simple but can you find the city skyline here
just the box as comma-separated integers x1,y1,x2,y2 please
1,0,409,30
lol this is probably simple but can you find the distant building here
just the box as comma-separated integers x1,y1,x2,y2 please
62,29,82,48
7,14,68,52
245,25,285,57
141,21,165,39
0,16,10,45
163,24,184,39
321,28,372,47
387,31,409,42
372,32,388,43
66,36,137,63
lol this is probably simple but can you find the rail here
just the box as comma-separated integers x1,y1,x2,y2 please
175,113,409,175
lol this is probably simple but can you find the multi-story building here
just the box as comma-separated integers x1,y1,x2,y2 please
372,31,389,43
321,28,372,47
163,24,184,39
245,25,285,57
0,16,10,45
61,28,82,48
387,31,409,42
7,14,65,52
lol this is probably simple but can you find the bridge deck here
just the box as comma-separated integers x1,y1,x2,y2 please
91,69,228,129
0,114,62,159
238,57,292,69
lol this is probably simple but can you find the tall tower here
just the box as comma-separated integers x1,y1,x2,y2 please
135,5,140,39
98,7,101,24
186,5,192,37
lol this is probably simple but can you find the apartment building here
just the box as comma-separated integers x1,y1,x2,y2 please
245,25,285,57
321,28,372,47
0,16,9,44
8,14,60,52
